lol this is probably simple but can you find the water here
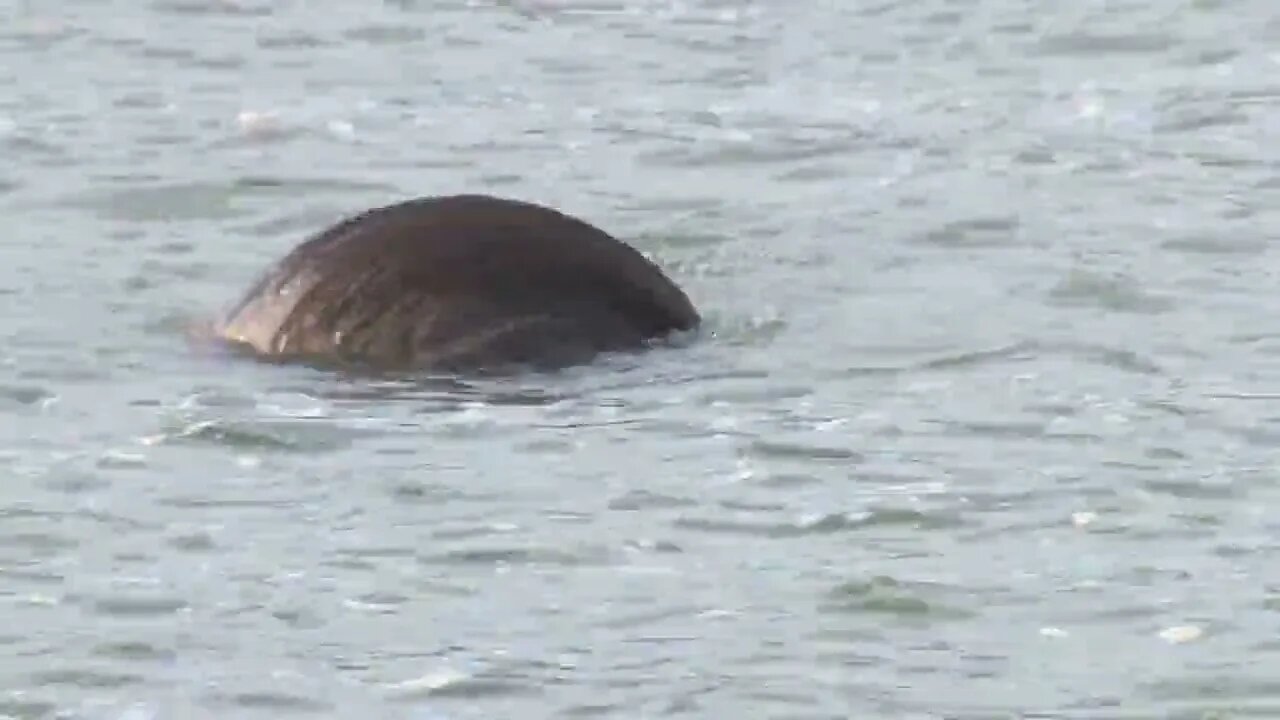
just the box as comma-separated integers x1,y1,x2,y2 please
2,0,1280,717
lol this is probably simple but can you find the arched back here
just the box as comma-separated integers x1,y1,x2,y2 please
216,194,700,372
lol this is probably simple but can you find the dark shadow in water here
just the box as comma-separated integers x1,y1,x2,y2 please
182,303,723,414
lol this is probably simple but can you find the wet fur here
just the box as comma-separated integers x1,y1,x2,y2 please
216,194,700,373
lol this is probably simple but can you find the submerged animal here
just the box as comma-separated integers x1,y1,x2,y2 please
214,194,700,373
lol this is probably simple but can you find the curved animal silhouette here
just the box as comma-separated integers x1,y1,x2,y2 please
215,194,700,373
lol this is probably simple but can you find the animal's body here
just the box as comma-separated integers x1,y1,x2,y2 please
215,194,699,373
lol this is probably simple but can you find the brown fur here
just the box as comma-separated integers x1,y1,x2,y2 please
216,194,700,372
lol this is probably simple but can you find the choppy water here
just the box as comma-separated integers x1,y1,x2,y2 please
3,0,1280,717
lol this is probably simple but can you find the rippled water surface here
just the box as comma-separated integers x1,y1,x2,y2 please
3,0,1280,717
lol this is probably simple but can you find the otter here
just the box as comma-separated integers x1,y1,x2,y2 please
214,193,700,373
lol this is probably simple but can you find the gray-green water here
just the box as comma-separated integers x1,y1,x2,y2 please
3,0,1280,717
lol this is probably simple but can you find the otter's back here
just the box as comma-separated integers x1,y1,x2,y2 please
216,194,700,371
